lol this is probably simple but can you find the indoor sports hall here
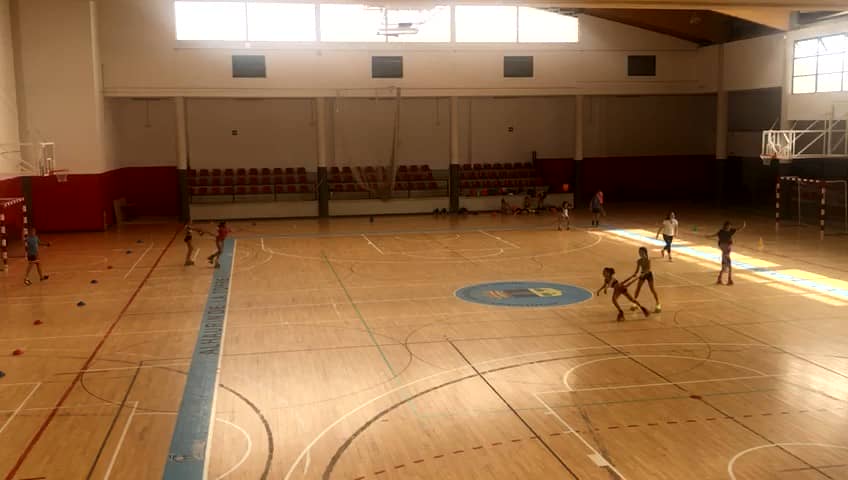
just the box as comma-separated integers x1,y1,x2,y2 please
2,1,848,479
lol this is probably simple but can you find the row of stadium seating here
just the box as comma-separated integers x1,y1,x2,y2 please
463,162,534,170
190,176,309,186
191,184,314,196
460,169,538,180
189,167,307,177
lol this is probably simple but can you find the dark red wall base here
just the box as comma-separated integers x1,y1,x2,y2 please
27,166,179,232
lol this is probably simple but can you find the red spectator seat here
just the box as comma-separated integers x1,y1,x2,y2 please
188,177,197,187
398,165,408,172
523,162,533,169
275,185,285,194
286,176,295,184
297,167,306,174
287,185,297,193
273,176,284,185
210,178,222,187
396,182,408,190
331,174,342,183
420,165,430,171
472,181,481,188
298,175,307,183
285,167,295,175
344,183,355,192
343,174,354,183
460,180,470,188
192,187,206,195
473,163,483,170
428,181,437,189
273,168,283,176
210,187,222,195
197,178,209,187
342,166,352,173
235,168,245,176
332,184,342,192
187,169,197,177
211,169,222,177
299,185,311,193
249,177,260,186
260,168,271,177
462,164,472,170
482,163,491,169
493,163,502,169
223,168,235,178
198,169,210,177
235,186,247,195
331,166,340,174
234,176,246,185
409,165,419,172
414,182,425,190
248,186,260,194
247,168,258,177
222,186,234,195
503,163,513,169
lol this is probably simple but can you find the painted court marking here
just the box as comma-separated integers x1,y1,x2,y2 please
478,229,520,249
727,443,848,480
124,243,154,280
361,234,384,255
605,229,848,301
163,238,236,480
0,383,41,436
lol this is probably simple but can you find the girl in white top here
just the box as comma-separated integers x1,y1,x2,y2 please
655,211,678,262
557,201,571,231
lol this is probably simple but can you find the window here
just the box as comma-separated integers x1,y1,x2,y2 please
175,1,315,42
320,4,450,43
792,34,848,94
175,1,246,41
174,1,578,45
455,6,517,43
247,3,316,42
232,55,266,78
372,56,403,78
504,56,533,77
319,4,385,42
385,6,451,43
518,8,578,43
627,55,656,76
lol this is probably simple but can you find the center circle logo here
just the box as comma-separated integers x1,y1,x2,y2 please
455,281,592,308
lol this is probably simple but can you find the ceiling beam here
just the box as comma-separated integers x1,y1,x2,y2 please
712,7,791,29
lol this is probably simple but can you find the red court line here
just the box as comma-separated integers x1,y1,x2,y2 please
4,228,182,480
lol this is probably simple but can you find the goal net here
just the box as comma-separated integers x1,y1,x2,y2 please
777,177,848,234
332,88,400,200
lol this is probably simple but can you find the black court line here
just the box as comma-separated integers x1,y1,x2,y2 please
582,330,838,480
447,341,580,479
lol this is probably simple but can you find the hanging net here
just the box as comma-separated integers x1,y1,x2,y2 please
332,88,400,201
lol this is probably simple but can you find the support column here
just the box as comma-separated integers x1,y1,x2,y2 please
573,95,584,204
449,96,460,213
316,97,329,218
715,45,728,205
175,97,189,222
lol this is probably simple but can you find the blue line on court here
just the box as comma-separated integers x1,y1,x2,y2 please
163,238,235,479
609,229,848,300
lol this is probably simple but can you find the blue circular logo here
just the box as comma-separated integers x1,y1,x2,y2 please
455,281,592,308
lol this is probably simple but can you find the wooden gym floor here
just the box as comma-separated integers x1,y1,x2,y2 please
2,207,848,480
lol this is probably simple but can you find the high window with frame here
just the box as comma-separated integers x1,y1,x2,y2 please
174,1,578,45
792,34,848,94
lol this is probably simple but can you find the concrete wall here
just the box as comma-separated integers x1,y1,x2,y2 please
0,0,18,173
12,0,110,174
97,0,708,98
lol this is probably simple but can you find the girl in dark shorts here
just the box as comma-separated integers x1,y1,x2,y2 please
627,247,661,313
597,267,650,322
707,220,746,285
23,228,50,286
183,224,203,266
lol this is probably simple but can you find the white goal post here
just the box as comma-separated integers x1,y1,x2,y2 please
776,176,848,237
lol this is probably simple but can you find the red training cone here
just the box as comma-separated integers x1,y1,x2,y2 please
12,349,23,356
33,320,43,326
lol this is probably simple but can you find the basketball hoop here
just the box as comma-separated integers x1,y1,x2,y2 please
49,169,69,183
